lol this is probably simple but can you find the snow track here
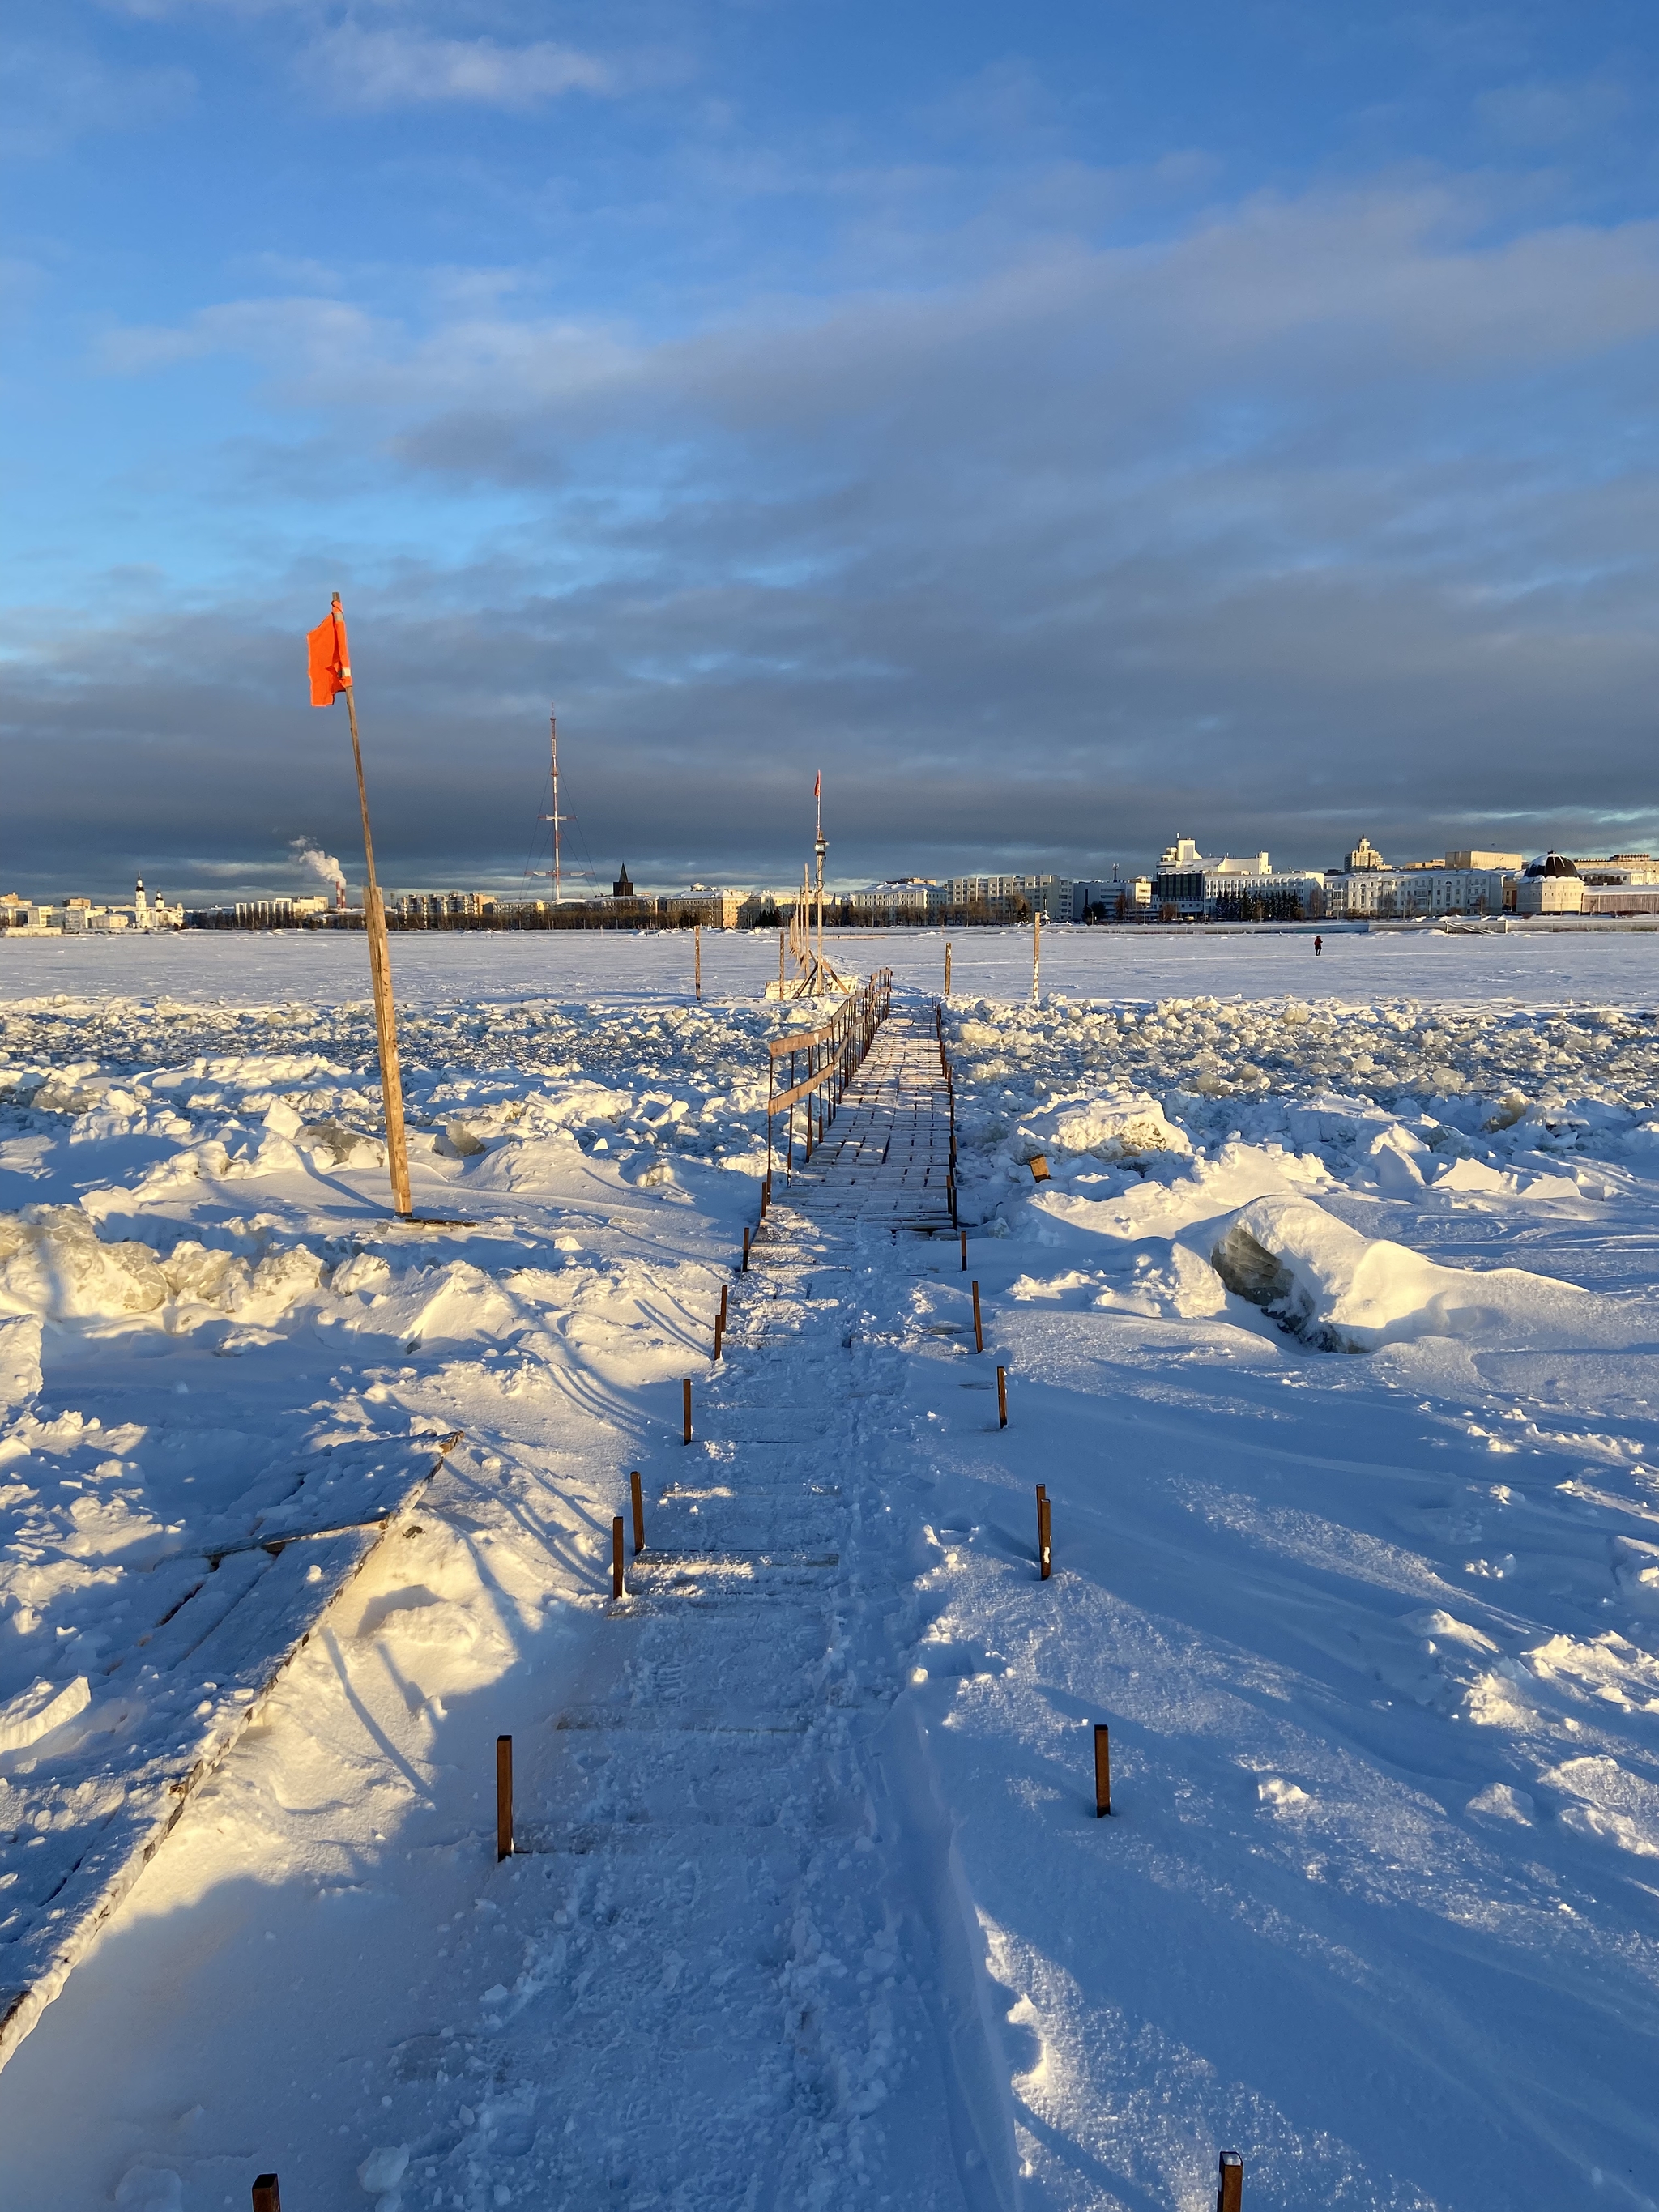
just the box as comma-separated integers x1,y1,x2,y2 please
485,1012,1009,2208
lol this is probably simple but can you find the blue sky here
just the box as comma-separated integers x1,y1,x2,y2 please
6,2,1659,903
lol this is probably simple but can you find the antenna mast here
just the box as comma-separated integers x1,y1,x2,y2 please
541,705,563,908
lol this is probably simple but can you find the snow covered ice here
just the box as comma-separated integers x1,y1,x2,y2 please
0,926,1657,2209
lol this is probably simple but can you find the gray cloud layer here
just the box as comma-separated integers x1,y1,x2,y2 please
9,173,1659,902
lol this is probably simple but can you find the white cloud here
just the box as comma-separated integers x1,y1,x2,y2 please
88,177,1659,430
315,24,617,112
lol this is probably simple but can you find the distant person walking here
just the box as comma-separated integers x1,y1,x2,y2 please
1314,934,1323,957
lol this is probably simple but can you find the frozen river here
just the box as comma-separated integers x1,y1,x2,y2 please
0,918,1653,1012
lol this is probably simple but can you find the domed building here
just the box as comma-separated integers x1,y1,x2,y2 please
1516,851,1583,915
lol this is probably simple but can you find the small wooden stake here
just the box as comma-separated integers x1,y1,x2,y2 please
997,1365,1009,1426
972,1281,983,1353
252,2179,281,2212
682,1376,693,1444
1217,2152,1243,2212
630,1469,644,1556
959,1229,967,1271
742,1225,751,1272
496,1734,513,1861
714,1313,723,1361
612,1514,625,1600
1037,1485,1051,1579
1094,1724,1111,1817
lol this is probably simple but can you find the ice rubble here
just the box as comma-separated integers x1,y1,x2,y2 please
948,990,1659,1115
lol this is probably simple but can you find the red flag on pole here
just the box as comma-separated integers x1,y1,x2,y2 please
307,595,352,706
813,771,821,799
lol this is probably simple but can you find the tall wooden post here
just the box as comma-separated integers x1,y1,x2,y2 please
612,1515,625,1600
1032,908,1042,1003
1094,1724,1111,1817
997,1365,1009,1427
1037,1485,1051,1579
1217,2152,1243,2212
972,1281,983,1353
694,924,702,1002
682,1377,693,1444
331,601,412,1218
252,2179,281,2212
945,941,952,997
496,1735,513,1860
630,1470,645,1556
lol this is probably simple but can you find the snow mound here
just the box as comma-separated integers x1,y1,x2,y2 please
1208,1193,1624,1353
1011,1090,1192,1172
0,1675,90,1754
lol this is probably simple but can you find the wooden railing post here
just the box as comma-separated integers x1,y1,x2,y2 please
496,1735,513,1860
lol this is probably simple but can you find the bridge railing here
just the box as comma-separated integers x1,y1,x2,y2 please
765,969,893,1191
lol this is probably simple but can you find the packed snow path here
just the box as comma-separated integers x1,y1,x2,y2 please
482,1010,1004,2207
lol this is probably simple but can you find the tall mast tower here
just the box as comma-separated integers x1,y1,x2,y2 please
542,705,564,907
813,769,826,980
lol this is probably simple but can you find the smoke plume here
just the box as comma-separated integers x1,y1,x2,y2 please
291,839,346,892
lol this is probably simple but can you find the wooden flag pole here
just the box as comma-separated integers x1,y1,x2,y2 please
334,601,412,1218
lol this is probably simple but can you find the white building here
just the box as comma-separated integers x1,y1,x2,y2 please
849,879,940,918
1151,838,1324,919
393,889,499,922
941,874,1079,920
1512,854,1583,914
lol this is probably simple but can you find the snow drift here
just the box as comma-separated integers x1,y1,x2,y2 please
1209,1193,1637,1353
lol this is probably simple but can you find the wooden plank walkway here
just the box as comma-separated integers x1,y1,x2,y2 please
782,1008,953,1230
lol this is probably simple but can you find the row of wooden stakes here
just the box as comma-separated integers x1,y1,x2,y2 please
247,2150,1246,2208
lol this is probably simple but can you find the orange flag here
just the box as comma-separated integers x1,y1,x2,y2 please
307,595,351,706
